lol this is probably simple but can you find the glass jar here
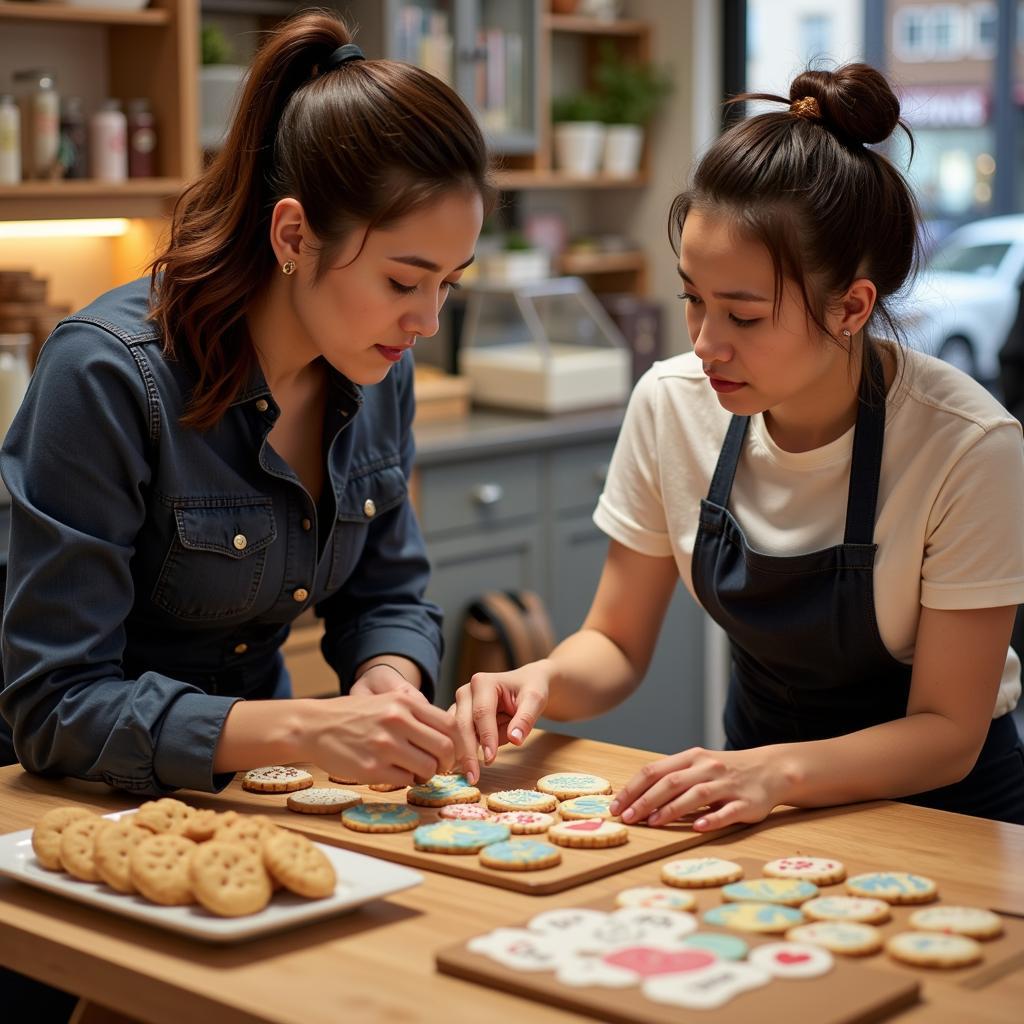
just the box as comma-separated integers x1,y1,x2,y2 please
12,69,60,180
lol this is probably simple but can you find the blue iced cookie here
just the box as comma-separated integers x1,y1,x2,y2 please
703,902,804,933
479,839,562,871
721,878,818,906
341,802,420,832
412,820,510,853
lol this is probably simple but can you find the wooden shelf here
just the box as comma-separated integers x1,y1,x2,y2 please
201,0,297,15
545,14,648,37
0,1,168,26
493,170,647,190
0,179,185,221
557,250,645,275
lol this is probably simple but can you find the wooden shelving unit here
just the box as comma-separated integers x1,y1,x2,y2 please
0,179,186,221
545,14,648,37
0,1,169,26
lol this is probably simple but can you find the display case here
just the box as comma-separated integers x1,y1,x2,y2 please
458,276,630,413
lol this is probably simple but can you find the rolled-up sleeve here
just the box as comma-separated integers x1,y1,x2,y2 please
0,323,239,795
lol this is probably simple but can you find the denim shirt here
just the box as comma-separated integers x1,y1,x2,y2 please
0,278,442,796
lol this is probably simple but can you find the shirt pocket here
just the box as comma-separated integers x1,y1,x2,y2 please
152,500,277,621
326,459,408,592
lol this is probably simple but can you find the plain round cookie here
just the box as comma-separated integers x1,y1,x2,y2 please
615,886,697,912
213,815,282,856
32,807,96,871
263,831,337,899
558,795,616,820
535,773,612,799
341,802,420,833
786,921,883,956
908,906,1003,940
130,833,197,906
412,820,510,854
286,788,362,814
763,857,846,885
134,798,194,835
59,816,106,882
802,895,891,924
94,819,151,894
191,841,273,917
548,818,628,849
486,789,558,813
885,930,982,968
479,839,562,871
183,808,236,843
406,774,481,807
367,782,406,793
722,878,818,907
846,871,938,904
242,766,314,793
491,811,555,834
661,857,744,888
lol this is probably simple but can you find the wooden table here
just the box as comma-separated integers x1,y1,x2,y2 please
1,731,1022,1024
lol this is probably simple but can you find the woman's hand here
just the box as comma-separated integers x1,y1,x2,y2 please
452,660,554,784
304,689,456,786
350,663,425,700
610,746,788,832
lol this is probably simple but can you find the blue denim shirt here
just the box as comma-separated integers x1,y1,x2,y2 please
0,278,442,796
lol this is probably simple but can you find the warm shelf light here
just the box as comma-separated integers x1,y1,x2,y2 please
0,219,130,239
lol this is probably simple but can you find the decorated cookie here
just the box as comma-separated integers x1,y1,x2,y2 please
528,908,611,947
286,787,362,814
555,952,648,989
479,839,562,872
536,772,612,799
341,802,420,833
763,856,846,885
721,878,818,906
406,774,481,807
548,818,629,849
643,962,771,1009
702,902,804,934
486,789,558,813
241,766,314,793
558,794,617,820
615,886,696,912
748,941,834,978
846,871,938,904
786,921,884,956
491,811,556,834
412,820,510,853
908,906,1003,940
661,857,744,888
681,932,749,961
581,907,698,952
802,895,891,924
467,928,566,972
438,803,496,822
885,930,982,968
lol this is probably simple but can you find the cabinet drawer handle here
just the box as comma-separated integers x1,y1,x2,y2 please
471,483,504,507
593,463,609,486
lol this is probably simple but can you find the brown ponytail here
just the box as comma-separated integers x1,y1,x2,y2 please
150,10,495,430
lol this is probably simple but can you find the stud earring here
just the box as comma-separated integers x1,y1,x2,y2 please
841,328,852,338
282,260,296,276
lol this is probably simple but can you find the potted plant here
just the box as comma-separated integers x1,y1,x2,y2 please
199,24,247,150
551,92,606,178
594,43,672,178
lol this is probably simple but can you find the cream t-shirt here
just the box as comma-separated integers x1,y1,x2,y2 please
594,347,1024,717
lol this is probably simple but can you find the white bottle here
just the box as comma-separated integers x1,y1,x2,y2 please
0,95,20,185
89,99,128,182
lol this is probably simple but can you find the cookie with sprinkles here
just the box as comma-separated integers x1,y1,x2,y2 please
908,906,1003,940
486,789,558,813
846,871,938,904
558,794,617,820
615,886,697,912
341,802,420,833
438,803,496,822
406,774,481,807
242,766,314,793
786,921,883,956
885,931,982,968
286,787,362,814
801,895,891,924
412,820,510,854
479,839,562,872
703,902,804,934
536,772,612,799
763,856,846,885
661,857,744,888
548,818,628,849
721,878,818,907
491,811,556,834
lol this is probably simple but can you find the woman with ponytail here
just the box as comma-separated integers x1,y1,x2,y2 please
0,11,493,793
453,63,1024,826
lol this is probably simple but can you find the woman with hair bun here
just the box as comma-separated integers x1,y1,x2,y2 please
454,63,1024,826
0,11,493,793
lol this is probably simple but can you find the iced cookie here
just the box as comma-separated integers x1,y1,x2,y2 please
801,895,891,924
191,841,273,917
763,856,846,885
479,839,562,872
486,789,558,813
558,795,617,820
615,886,697,912
412,820,510,854
786,921,883,955
908,906,1003,940
342,802,420,833
721,878,818,906
242,766,314,793
846,871,937,904
406,774,481,807
682,932,749,960
286,787,362,814
748,941,834,978
438,803,496,822
661,856,744,888
885,931,982,968
491,811,555,834
548,818,628,848
536,773,612,799
32,807,96,871
703,902,804,934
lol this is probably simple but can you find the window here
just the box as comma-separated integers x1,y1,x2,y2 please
930,241,1012,275
799,13,832,64
969,2,996,59
894,6,933,60
931,5,966,58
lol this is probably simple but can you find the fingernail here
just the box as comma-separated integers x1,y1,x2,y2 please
510,728,523,743
609,801,620,814
694,817,708,829
467,766,478,785
622,807,635,822
482,746,493,764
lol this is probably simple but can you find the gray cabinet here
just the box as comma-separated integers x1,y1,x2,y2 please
414,408,705,755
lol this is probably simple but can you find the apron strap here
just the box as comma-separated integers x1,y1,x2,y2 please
707,414,750,508
843,348,888,545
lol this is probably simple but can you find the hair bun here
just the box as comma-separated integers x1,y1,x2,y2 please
790,64,900,145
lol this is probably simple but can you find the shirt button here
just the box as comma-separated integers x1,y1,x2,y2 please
301,518,312,531
255,399,269,413
293,588,309,603
363,499,376,518
232,533,247,551
234,643,248,655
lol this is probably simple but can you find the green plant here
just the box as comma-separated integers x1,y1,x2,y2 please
594,42,672,125
503,230,532,251
551,92,604,124
201,24,234,66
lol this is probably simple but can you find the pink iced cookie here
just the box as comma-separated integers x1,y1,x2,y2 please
438,803,495,821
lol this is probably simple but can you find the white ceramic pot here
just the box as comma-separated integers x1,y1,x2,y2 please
552,121,606,177
199,65,247,150
602,123,644,178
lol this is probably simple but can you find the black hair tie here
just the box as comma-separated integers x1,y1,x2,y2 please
327,43,365,70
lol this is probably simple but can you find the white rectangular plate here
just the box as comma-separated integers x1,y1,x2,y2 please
0,810,423,943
